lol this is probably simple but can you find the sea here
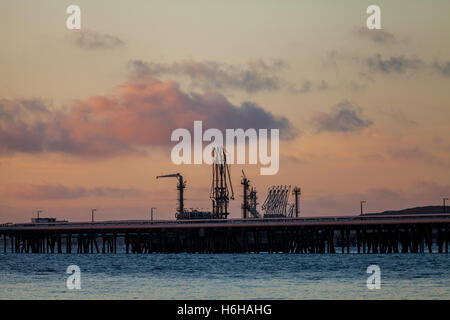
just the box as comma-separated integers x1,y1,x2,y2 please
0,251,449,299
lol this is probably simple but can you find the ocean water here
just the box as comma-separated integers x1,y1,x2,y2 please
0,252,448,299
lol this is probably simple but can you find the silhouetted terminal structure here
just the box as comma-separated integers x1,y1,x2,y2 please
1,147,449,254
0,214,449,254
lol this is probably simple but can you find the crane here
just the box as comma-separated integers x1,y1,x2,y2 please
156,173,186,219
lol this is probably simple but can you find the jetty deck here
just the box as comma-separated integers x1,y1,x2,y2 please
1,213,449,254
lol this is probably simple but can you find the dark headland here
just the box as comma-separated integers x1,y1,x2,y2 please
365,205,447,216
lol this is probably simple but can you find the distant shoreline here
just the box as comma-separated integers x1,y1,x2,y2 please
364,205,447,216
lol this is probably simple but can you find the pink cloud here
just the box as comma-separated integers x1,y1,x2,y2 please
3,184,144,200
0,79,297,156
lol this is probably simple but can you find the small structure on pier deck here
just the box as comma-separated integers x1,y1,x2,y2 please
31,217,68,224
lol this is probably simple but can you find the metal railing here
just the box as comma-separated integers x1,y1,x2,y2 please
1,213,449,230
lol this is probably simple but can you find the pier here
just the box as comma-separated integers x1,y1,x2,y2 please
1,213,449,254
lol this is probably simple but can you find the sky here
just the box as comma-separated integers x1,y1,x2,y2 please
0,0,449,222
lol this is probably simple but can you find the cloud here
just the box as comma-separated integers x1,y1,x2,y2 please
288,81,312,94
288,80,331,95
323,50,339,70
305,181,450,216
0,99,54,154
128,58,334,95
411,181,450,197
326,50,449,81
354,27,402,45
312,100,373,133
127,59,287,93
72,30,125,50
388,147,450,168
376,106,417,127
365,54,424,74
282,155,308,165
3,184,144,200
0,79,298,156
433,61,450,77
360,153,385,161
